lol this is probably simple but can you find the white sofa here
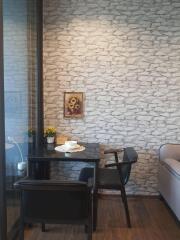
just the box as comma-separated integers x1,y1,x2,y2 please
158,144,180,221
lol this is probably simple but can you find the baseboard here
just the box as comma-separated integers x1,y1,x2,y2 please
98,192,159,198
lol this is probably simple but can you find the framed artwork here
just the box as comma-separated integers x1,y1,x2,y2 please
64,92,84,118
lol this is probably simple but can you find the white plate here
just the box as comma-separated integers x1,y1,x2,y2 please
63,144,80,150
55,145,85,153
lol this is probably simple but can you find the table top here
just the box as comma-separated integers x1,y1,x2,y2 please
28,142,100,163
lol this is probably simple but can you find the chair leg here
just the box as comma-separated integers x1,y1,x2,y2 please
19,223,24,240
87,204,93,240
28,223,33,228
41,223,46,232
19,197,24,240
85,224,88,233
87,221,92,240
120,185,131,228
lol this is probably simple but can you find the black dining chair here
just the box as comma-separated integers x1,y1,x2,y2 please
79,147,138,228
14,178,93,240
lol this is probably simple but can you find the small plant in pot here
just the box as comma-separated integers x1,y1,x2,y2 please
28,128,35,143
44,127,56,144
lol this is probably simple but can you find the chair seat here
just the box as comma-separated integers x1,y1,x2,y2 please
79,167,122,189
99,168,122,189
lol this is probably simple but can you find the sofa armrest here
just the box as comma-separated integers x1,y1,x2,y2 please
160,158,180,178
159,144,180,161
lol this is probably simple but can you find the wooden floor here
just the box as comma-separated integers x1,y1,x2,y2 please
25,195,180,240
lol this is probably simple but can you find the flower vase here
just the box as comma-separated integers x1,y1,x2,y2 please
47,136,55,144
28,136,33,143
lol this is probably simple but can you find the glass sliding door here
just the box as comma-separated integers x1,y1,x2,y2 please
0,0,6,239
4,1,29,234
2,0,41,238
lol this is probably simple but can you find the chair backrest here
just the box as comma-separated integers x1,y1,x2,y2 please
159,144,180,162
14,179,92,223
118,147,138,185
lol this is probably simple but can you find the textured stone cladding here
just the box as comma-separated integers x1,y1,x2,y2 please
43,0,180,195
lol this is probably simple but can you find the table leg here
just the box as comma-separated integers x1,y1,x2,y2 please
28,161,50,179
93,161,99,231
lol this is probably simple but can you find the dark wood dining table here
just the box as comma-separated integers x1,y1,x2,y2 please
28,142,100,230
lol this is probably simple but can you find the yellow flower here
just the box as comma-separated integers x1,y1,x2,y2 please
44,127,56,137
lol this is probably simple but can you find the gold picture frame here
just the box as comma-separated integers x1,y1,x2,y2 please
64,92,84,118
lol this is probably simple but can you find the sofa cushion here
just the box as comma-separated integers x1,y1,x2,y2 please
162,158,180,177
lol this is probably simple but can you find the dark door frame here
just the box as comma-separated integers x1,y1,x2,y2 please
0,0,7,239
0,0,43,239
36,0,44,147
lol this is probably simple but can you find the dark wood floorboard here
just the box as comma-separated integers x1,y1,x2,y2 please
24,195,180,240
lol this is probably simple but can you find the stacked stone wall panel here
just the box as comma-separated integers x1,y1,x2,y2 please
43,0,180,195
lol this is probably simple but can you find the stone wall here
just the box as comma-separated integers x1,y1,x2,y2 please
43,0,180,195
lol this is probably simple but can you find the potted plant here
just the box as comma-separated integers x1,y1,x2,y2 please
28,128,35,143
44,127,56,144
